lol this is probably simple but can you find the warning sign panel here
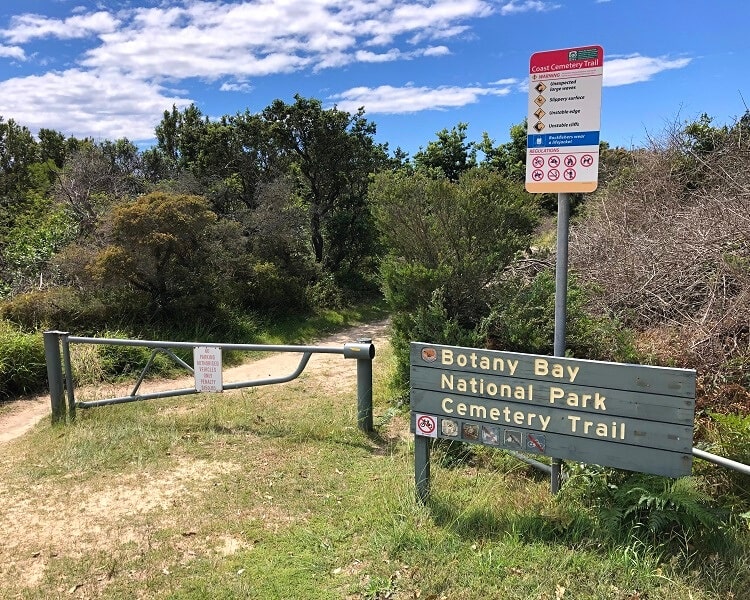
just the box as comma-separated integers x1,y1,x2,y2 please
525,45,604,194
194,346,223,393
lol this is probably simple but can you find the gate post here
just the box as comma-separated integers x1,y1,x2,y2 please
357,347,373,432
344,340,376,433
44,331,66,424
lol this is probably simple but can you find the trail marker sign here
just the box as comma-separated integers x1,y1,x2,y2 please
410,342,696,478
525,45,604,193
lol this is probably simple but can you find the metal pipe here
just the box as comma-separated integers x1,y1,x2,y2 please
66,337,347,354
505,450,553,475
43,331,65,423
415,435,430,503
693,447,750,476
356,338,374,432
551,191,571,494
61,334,76,421
77,353,314,408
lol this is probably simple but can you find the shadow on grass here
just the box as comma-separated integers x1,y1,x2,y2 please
424,493,589,545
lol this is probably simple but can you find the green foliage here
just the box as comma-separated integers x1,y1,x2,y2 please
304,272,345,310
92,332,176,382
478,120,526,181
482,269,641,362
701,412,750,507
372,167,538,389
389,288,481,388
87,191,243,316
1,194,75,296
0,287,111,330
0,320,46,398
373,167,538,322
413,122,477,181
245,261,308,314
563,467,728,551
263,95,388,276
0,117,38,198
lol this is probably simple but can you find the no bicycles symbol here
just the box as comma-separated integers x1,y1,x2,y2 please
416,414,437,438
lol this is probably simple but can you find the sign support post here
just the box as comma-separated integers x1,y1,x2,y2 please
415,435,430,503
551,191,570,493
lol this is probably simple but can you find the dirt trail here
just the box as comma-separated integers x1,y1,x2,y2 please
0,318,390,445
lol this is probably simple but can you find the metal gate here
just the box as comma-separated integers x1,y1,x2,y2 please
44,330,376,432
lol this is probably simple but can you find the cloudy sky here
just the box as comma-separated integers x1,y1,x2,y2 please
0,0,746,154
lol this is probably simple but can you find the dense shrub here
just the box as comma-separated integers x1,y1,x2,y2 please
0,320,47,398
372,168,539,387
481,269,641,363
561,467,729,551
0,287,110,330
245,261,308,314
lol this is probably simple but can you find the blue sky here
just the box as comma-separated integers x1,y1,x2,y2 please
0,0,746,156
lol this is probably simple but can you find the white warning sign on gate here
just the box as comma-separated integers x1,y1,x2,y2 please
194,346,223,393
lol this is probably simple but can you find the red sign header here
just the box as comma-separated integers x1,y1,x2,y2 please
530,45,604,74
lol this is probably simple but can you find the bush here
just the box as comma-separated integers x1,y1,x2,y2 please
561,466,729,551
0,320,47,398
372,168,539,391
245,261,308,314
570,115,750,389
389,288,481,390
481,269,641,362
0,287,107,330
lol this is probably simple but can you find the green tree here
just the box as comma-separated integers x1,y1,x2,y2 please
0,117,38,199
371,167,538,383
478,119,527,181
414,122,476,181
262,95,388,275
36,128,70,169
87,191,245,314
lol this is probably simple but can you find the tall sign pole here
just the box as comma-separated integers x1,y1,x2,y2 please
525,45,604,493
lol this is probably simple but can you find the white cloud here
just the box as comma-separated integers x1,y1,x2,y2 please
0,45,25,60
329,83,513,114
423,45,451,57
0,69,191,140
2,11,120,43
500,1,560,15
490,77,519,85
0,1,537,141
220,81,254,93
604,54,692,87
0,2,511,82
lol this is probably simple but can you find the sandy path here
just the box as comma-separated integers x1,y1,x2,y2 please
0,318,390,444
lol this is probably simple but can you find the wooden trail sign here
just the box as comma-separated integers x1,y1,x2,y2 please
410,342,696,478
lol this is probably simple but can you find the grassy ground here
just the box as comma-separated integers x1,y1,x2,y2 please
1,336,749,599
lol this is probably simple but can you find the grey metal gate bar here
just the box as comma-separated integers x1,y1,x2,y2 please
692,447,750,476
44,331,375,432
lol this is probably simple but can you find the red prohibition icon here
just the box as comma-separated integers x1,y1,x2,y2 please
581,154,594,167
417,415,436,434
564,168,576,181
564,155,577,167
532,169,544,181
547,156,560,168
548,168,560,181
532,156,544,168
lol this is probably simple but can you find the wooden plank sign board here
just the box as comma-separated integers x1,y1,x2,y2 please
410,342,696,477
